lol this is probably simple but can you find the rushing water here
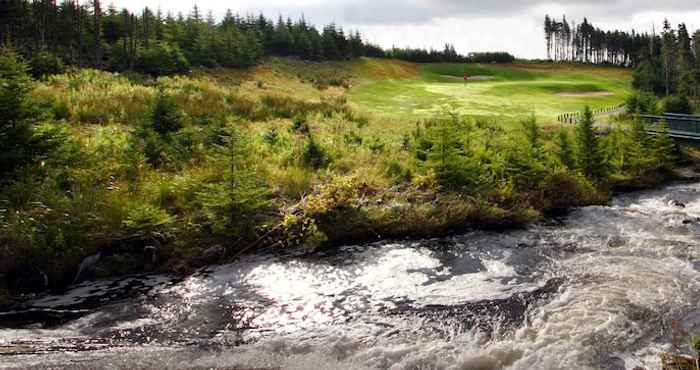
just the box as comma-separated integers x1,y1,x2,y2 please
3,183,700,370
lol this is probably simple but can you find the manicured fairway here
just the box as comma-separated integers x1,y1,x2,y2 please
348,59,632,121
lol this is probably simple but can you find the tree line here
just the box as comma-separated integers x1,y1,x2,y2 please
380,47,515,64
544,15,660,66
0,0,520,77
633,20,700,97
545,15,700,100
1,0,378,75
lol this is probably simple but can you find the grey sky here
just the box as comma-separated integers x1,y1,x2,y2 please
113,0,700,58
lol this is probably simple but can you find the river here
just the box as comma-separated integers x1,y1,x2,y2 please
2,182,700,370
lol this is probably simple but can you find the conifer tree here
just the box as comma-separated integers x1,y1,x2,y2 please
677,23,695,96
0,48,60,178
555,129,576,170
652,121,677,171
661,19,678,96
521,114,544,161
544,15,553,60
627,118,653,176
575,107,607,181
197,122,270,235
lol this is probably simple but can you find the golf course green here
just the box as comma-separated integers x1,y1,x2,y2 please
348,59,632,121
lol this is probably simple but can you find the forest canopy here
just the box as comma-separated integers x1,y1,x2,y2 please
0,0,519,76
545,15,700,97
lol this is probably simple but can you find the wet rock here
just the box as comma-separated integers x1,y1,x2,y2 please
73,253,102,284
143,246,158,270
143,239,161,267
606,236,626,248
8,267,49,293
201,244,226,264
668,200,686,208
171,261,193,275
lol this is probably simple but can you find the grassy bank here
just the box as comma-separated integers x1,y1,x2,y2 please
0,55,682,300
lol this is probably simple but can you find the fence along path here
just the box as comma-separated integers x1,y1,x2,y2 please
556,103,626,124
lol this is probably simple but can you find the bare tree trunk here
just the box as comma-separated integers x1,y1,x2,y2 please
93,0,102,66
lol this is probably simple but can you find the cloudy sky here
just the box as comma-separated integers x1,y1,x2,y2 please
111,0,700,59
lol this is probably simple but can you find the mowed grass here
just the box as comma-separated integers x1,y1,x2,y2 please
348,59,632,122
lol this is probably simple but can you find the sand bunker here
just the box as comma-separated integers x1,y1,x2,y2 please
555,91,613,97
440,75,494,81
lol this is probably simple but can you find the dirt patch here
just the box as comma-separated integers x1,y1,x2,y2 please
554,91,613,97
440,75,494,81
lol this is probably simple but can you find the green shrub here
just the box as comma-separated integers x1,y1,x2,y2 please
576,107,607,182
127,92,186,168
425,113,480,190
367,137,386,154
263,127,280,146
290,116,310,135
130,122,168,168
150,92,185,136
301,136,332,169
651,122,677,171
632,60,664,95
135,42,190,77
280,213,327,249
521,114,544,160
343,131,363,147
29,51,66,79
415,150,429,162
386,160,413,182
52,98,71,120
626,91,659,115
122,203,175,238
661,95,692,114
554,129,576,169
0,48,62,179
195,124,272,236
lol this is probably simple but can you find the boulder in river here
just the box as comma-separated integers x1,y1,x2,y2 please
668,200,687,208
73,253,102,284
200,244,226,264
10,267,49,293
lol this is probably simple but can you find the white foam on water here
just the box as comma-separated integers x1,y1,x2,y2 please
4,182,700,370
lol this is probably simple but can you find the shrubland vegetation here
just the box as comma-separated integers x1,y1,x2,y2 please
0,47,685,298
0,4,695,300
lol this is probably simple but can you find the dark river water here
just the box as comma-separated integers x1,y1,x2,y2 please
2,182,700,370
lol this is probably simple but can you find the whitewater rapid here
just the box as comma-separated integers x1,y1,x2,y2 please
2,182,700,370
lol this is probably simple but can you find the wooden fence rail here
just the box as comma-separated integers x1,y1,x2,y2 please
557,103,626,124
